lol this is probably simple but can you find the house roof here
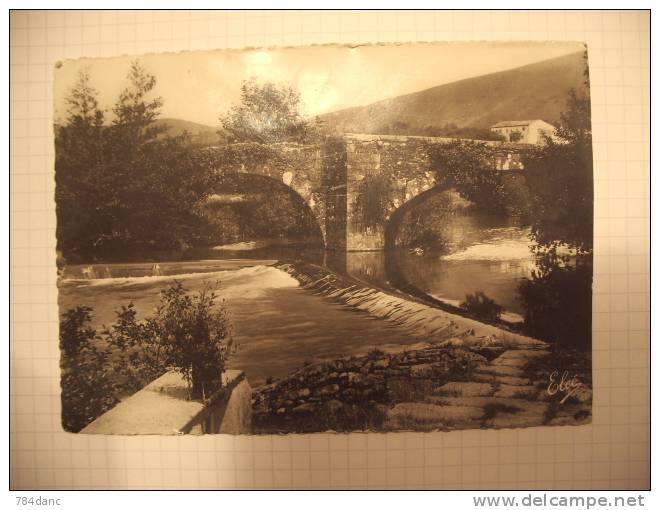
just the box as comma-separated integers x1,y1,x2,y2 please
491,120,537,128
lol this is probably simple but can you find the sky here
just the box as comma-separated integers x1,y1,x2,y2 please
54,41,585,126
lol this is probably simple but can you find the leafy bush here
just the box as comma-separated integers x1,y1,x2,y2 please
60,307,120,432
460,291,503,322
518,252,592,349
149,282,232,399
60,281,233,432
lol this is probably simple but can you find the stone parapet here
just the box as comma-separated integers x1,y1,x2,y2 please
80,369,251,435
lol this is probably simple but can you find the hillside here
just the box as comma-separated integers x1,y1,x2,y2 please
154,118,226,146
318,51,588,136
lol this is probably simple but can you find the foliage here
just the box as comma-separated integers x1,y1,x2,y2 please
220,79,318,144
110,61,167,151
60,282,233,431
460,291,503,322
376,121,505,141
519,58,593,349
395,191,456,251
500,173,533,218
149,282,232,399
200,172,324,246
102,304,165,394
428,140,514,215
55,61,215,262
59,307,119,432
354,174,391,230
59,305,96,358
208,82,324,245
523,116,593,253
103,281,233,400
56,68,325,260
518,249,592,349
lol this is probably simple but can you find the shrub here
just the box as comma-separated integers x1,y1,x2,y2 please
518,253,592,349
59,307,119,432
460,291,503,322
60,281,233,431
150,281,232,400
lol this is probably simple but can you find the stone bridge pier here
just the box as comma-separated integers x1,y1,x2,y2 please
323,134,525,252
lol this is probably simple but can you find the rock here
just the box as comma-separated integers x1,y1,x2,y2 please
470,346,506,361
437,337,467,347
475,364,526,377
553,402,591,418
435,381,494,397
410,363,434,377
490,349,548,367
316,384,340,396
473,373,532,386
324,399,343,414
348,372,362,384
298,388,311,398
292,403,316,415
480,398,550,430
486,414,546,429
373,358,390,369
493,384,538,399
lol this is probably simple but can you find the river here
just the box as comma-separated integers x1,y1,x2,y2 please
59,212,537,385
58,261,429,387
346,214,536,322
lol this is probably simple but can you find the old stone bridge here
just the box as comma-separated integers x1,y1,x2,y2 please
206,133,528,252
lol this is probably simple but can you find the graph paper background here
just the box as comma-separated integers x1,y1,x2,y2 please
9,10,650,489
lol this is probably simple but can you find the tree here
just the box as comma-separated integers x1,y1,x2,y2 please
55,61,217,261
55,70,108,259
220,79,317,144
110,60,167,155
209,80,323,245
524,49,593,254
428,140,509,214
518,64,593,349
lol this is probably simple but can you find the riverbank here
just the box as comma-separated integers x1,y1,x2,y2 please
252,338,592,434
252,261,591,433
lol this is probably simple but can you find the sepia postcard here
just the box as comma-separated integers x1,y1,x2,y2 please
54,42,593,435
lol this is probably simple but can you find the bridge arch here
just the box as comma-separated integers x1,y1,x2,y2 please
203,135,527,253
203,172,325,248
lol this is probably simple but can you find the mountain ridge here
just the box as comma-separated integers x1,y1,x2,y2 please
317,51,588,136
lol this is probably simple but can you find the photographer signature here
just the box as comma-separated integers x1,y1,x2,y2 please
547,370,583,404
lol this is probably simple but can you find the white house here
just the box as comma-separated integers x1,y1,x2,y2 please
490,119,557,145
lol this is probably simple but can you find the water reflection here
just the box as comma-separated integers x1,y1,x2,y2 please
63,213,538,322
344,214,536,318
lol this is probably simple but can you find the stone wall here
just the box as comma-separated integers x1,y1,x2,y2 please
344,134,437,250
81,370,252,435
